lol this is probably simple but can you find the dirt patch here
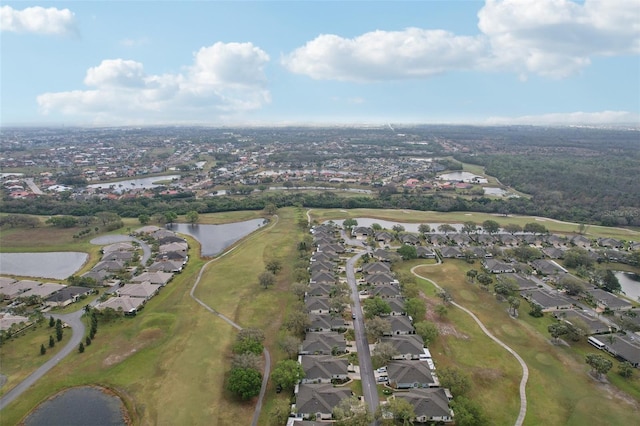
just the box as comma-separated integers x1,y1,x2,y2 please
422,293,469,339
102,327,164,367
472,367,504,386
595,375,640,410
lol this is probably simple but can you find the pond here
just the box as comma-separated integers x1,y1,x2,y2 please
169,218,267,256
0,252,88,279
24,386,127,426
614,271,640,302
87,175,181,193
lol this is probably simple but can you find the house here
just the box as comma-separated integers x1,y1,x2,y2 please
352,227,373,240
102,242,135,254
305,296,332,314
44,286,93,307
416,246,437,259
372,284,402,299
117,282,161,301
605,335,640,367
132,271,173,286
0,280,40,300
561,310,611,335
300,355,349,384
483,259,516,274
156,250,187,264
318,243,345,254
394,388,454,423
387,360,439,389
386,298,406,316
159,241,188,253
95,296,145,315
542,247,565,259
597,238,624,249
531,259,567,276
311,251,339,263
500,273,538,291
571,235,592,248
0,313,30,331
362,262,391,275
92,259,126,273
102,250,134,262
586,289,632,311
439,247,463,259
365,272,396,286
385,316,416,335
309,261,335,275
293,383,352,420
399,234,420,245
521,289,573,312
148,259,184,273
20,283,66,299
307,314,347,332
373,249,398,262
307,283,332,297
309,272,336,285
81,269,109,284
375,231,394,244
300,332,346,355
380,335,425,360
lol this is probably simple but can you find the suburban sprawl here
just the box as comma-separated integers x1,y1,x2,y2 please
0,125,639,426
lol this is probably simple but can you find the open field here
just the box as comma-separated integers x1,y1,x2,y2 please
405,260,640,426
1,207,638,425
1,208,303,426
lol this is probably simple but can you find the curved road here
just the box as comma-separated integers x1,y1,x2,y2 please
411,266,529,426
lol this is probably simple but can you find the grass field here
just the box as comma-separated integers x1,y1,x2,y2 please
405,260,640,426
1,207,639,425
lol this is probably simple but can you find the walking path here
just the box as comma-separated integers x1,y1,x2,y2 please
411,265,529,426
189,215,279,426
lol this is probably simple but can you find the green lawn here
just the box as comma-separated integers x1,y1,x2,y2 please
406,260,640,426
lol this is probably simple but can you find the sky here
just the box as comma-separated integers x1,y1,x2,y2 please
1,0,639,127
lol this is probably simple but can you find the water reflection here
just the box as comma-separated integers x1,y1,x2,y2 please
24,386,126,426
170,218,266,256
0,252,88,279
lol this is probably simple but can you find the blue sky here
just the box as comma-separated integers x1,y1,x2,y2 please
1,0,639,126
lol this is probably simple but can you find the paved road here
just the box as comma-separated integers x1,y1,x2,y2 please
411,266,529,426
23,178,44,195
0,309,85,411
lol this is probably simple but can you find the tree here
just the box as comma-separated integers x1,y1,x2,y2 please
618,362,634,379
268,399,292,425
482,219,500,235
477,273,493,290
40,344,46,355
503,223,522,235
278,335,301,359
290,282,308,300
233,328,265,355
397,244,417,260
163,211,178,225
494,279,519,297
466,269,478,283
185,210,199,224
265,259,282,275
138,214,150,225
85,336,92,346
524,222,547,235
601,270,621,293
548,322,568,344
559,275,586,296
450,396,489,426
435,304,448,317
49,316,55,327
462,221,478,238
414,321,439,345
564,247,594,269
438,289,452,304
585,353,613,379
363,297,392,319
529,303,543,318
507,296,521,316
371,341,399,368
366,317,392,342
333,396,373,426
284,309,311,337
418,224,431,235
49,335,55,348
343,218,358,230
437,367,470,397
437,223,456,235
392,224,405,234
271,359,305,390
227,367,262,400
381,397,415,426
78,342,85,353
404,298,426,322
259,271,276,289
55,319,63,342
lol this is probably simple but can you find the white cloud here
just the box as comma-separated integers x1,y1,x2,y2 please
120,37,150,48
485,110,640,125
0,5,77,35
282,28,487,82
37,42,271,124
283,0,640,81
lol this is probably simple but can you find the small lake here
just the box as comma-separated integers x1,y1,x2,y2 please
330,218,463,233
24,386,127,426
87,175,181,193
169,218,267,256
614,271,640,302
0,252,87,279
